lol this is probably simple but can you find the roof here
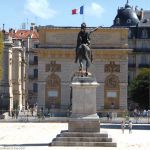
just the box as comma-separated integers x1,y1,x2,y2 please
113,2,139,27
9,30,39,40
138,10,150,27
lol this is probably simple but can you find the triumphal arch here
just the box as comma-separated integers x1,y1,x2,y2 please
36,26,130,113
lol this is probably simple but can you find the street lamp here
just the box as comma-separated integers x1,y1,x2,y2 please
149,72,150,109
0,94,3,113
148,72,150,123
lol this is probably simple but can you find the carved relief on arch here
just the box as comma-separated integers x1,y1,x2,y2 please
105,74,119,89
45,73,61,109
46,73,61,88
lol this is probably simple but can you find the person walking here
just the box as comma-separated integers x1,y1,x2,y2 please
128,120,133,134
121,120,126,134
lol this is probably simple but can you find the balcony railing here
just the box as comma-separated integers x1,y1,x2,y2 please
28,75,38,80
138,64,149,68
128,64,136,68
28,90,37,95
29,61,38,65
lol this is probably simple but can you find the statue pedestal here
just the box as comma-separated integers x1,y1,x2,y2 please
50,74,117,147
69,76,100,132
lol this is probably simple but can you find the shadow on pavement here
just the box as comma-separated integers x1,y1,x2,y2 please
0,143,49,147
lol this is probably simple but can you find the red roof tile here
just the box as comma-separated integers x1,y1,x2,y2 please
9,30,39,40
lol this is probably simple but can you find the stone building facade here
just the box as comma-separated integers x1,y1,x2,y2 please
113,1,150,83
112,1,150,108
0,27,39,111
1,1,150,112
36,26,130,112
0,33,25,111
0,27,130,112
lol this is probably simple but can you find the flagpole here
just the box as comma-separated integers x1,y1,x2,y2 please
83,3,85,23
82,5,84,23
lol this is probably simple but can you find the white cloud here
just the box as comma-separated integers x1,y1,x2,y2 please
25,0,57,19
86,2,104,18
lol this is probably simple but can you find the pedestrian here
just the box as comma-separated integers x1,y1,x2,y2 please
143,109,147,117
121,120,125,134
30,107,34,116
16,109,19,119
109,112,112,120
107,112,110,120
111,102,115,109
11,109,14,118
128,120,132,134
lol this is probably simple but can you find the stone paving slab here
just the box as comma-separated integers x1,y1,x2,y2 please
0,123,150,150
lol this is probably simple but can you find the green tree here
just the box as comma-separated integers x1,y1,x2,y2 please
128,68,150,109
0,31,4,80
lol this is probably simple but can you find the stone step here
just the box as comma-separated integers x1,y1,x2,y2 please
59,131,108,137
54,137,112,142
51,141,117,147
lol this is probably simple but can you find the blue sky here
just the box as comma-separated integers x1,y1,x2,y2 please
0,0,150,30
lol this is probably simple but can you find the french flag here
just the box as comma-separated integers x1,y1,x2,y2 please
72,6,84,15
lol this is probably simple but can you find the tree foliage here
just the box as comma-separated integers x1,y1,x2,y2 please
128,68,150,109
0,31,4,80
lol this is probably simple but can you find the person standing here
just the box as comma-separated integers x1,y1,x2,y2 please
121,120,125,134
128,120,133,134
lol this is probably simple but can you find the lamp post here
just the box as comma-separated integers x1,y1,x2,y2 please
148,111,150,124
149,72,150,109
148,72,150,123
0,94,3,113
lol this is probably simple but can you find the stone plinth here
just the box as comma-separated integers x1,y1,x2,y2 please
50,74,117,147
69,76,100,132
50,130,117,147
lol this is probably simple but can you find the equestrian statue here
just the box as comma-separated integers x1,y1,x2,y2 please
75,22,101,76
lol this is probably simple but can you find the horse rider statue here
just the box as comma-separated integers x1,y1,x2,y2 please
75,22,100,76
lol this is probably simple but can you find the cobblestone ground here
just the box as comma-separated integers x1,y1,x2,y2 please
0,123,150,150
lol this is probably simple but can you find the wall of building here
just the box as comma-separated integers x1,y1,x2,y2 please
35,27,130,111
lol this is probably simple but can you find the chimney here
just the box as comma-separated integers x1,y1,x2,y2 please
2,24,5,34
140,8,144,20
9,28,13,33
30,23,35,31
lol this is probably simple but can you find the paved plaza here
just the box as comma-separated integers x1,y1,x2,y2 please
0,123,150,150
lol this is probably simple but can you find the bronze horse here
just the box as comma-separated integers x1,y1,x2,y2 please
77,43,92,76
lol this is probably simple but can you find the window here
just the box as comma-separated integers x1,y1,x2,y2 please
116,18,120,25
34,69,38,78
128,55,135,64
128,71,135,83
33,83,38,93
141,55,148,64
34,44,39,48
127,19,131,24
128,29,132,38
34,56,38,64
141,29,148,39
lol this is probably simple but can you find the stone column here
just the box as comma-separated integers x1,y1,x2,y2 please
37,81,46,110
21,48,26,110
69,75,100,132
0,35,13,111
12,43,23,111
